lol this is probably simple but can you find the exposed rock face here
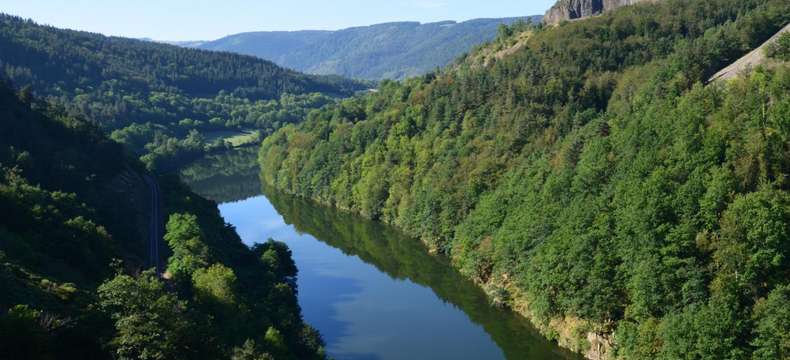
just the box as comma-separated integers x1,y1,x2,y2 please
544,0,658,25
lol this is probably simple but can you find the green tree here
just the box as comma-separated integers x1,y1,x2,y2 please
252,239,297,279
192,263,238,306
752,285,790,360
164,213,211,280
765,33,790,61
263,327,289,359
232,340,275,360
715,190,790,293
97,270,195,360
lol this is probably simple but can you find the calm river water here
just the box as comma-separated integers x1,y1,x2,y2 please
181,150,580,360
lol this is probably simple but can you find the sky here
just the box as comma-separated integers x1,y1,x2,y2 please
2,0,556,41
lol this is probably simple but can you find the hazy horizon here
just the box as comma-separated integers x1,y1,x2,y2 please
2,0,556,41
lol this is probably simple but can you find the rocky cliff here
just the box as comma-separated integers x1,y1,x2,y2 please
544,0,658,25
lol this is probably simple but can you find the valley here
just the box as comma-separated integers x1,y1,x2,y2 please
181,149,581,359
184,16,543,81
2,0,789,359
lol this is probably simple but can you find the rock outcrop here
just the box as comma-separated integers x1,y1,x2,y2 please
544,0,658,25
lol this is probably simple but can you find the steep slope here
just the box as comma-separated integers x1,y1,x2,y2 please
0,83,327,360
195,17,542,80
544,0,659,25
259,0,790,358
0,14,363,113
0,14,366,171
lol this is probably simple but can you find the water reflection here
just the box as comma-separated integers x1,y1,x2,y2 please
263,187,580,360
179,147,262,203
182,150,580,360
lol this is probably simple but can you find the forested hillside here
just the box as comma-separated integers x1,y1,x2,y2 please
0,14,367,171
259,0,790,358
0,83,326,360
194,17,541,80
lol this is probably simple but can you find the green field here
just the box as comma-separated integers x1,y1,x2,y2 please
202,130,261,148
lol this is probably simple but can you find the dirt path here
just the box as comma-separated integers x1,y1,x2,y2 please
709,23,790,83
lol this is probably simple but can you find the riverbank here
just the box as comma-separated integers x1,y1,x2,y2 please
181,150,581,359
257,176,601,359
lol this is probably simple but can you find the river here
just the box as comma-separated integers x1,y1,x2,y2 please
180,149,580,360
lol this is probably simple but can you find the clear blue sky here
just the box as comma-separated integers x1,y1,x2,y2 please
2,0,556,41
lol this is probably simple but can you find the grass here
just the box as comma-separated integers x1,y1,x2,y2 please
223,131,261,147
201,130,261,148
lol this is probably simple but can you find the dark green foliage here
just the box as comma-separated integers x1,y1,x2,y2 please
196,17,543,80
0,13,362,107
752,285,790,360
0,14,365,170
0,81,136,286
159,177,326,359
0,305,55,360
232,340,275,360
0,84,325,359
253,239,298,280
259,0,790,356
98,270,197,360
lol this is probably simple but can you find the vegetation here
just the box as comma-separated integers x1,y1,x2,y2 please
261,183,582,359
766,32,790,61
0,83,325,359
0,14,367,171
259,0,790,357
179,147,263,203
195,17,542,80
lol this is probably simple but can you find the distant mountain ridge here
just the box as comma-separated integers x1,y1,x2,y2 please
187,17,542,80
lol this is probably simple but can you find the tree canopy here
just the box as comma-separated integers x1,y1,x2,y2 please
0,83,326,359
258,0,790,356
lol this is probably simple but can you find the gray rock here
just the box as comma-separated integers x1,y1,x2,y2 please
544,0,659,25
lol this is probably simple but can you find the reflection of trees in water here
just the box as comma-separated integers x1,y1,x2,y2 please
179,148,263,203
182,155,580,359
262,183,581,360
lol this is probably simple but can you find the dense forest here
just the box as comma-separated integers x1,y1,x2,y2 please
0,14,367,171
259,0,790,358
0,83,327,360
193,16,542,81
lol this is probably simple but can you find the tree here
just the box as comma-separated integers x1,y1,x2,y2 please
715,190,790,293
263,327,289,359
752,285,790,360
164,213,211,280
97,270,195,360
765,33,790,61
252,239,297,280
192,264,238,304
232,340,275,360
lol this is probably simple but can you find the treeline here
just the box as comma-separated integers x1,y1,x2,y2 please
261,183,582,360
107,92,337,171
259,0,790,358
0,83,326,359
0,14,367,170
